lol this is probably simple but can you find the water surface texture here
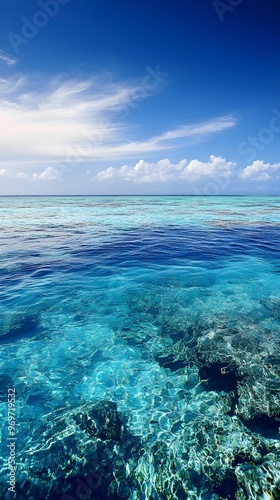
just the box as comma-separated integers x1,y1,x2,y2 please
0,196,280,499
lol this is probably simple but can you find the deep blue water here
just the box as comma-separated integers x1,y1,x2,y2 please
0,196,280,499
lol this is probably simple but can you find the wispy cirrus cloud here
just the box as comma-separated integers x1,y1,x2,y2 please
86,116,236,160
0,49,18,66
152,116,236,141
0,74,132,170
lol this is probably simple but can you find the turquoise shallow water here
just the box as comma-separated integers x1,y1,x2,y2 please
0,196,280,499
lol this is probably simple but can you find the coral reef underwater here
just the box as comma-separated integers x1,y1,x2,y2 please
2,283,280,500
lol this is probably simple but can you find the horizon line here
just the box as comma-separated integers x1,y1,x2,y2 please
0,194,279,198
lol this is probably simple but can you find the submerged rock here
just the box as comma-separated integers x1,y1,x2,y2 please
235,456,280,499
132,409,280,500
7,400,142,500
0,312,40,343
194,320,280,423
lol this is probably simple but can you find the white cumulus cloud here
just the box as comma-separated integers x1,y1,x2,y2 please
32,167,62,181
239,160,280,180
96,155,235,183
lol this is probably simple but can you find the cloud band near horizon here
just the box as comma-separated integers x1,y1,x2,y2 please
0,74,236,174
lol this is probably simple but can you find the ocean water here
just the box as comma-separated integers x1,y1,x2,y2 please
0,196,280,500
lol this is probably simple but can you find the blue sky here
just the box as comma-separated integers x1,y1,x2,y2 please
0,0,279,194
